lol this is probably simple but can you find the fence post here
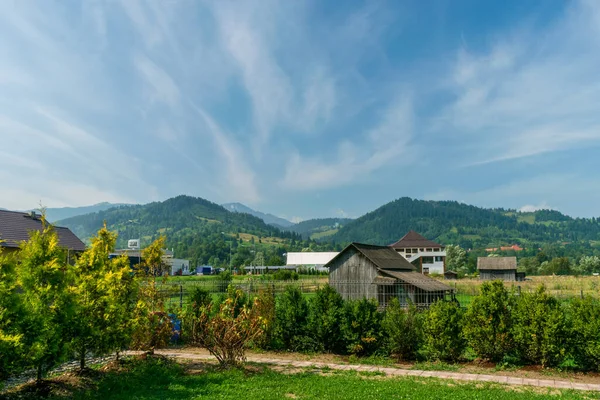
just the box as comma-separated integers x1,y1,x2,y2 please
581,289,584,299
180,284,183,308
517,285,521,296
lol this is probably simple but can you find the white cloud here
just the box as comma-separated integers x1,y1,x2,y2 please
192,103,260,204
134,54,180,107
434,0,600,165
519,203,555,213
281,97,414,190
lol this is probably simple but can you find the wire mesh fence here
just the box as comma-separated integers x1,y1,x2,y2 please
157,278,599,310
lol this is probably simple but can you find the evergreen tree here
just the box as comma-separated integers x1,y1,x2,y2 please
17,221,74,381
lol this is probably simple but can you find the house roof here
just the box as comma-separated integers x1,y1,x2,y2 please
286,251,339,266
389,230,443,249
0,209,86,252
477,257,517,271
380,270,452,292
353,242,417,270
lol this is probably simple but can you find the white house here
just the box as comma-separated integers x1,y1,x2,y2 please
389,231,446,275
286,251,339,272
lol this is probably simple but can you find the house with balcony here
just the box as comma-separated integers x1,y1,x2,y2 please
389,231,446,275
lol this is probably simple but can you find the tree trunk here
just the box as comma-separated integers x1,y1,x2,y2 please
36,364,42,382
116,350,120,362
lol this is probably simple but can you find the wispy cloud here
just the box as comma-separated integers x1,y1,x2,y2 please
281,97,414,190
434,0,600,166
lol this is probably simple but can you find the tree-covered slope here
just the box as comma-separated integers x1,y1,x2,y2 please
289,218,353,239
57,195,305,265
330,197,600,249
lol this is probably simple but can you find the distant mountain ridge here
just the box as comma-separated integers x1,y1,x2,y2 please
221,202,294,228
330,197,600,250
42,202,129,223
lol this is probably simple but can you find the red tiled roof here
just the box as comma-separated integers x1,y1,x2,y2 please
389,230,443,249
0,209,86,252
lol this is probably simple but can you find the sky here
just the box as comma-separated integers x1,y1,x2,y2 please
1,0,600,221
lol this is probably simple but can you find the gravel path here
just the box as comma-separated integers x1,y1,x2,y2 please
151,350,600,392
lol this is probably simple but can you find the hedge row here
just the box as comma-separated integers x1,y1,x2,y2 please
182,281,600,370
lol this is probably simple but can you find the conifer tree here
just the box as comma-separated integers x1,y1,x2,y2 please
17,221,74,381
0,246,23,386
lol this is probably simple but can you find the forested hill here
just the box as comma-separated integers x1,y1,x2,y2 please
57,195,308,265
290,218,354,239
329,197,600,250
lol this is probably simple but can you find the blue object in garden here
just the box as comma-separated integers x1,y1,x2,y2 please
169,313,182,343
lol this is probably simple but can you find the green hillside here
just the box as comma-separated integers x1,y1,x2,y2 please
330,198,600,251
57,195,319,267
289,218,353,239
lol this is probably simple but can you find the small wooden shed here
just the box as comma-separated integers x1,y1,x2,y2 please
477,257,517,281
444,270,458,280
326,242,453,308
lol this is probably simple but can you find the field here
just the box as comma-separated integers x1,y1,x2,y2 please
6,357,596,400
451,275,600,299
159,274,600,309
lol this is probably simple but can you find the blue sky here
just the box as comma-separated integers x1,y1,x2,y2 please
1,0,600,221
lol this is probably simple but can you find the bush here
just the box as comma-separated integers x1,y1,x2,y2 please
189,287,212,312
343,298,383,356
422,300,464,362
190,289,266,366
272,270,299,281
568,297,600,371
307,285,346,353
512,285,570,367
382,298,422,361
463,281,515,362
252,287,276,349
273,286,311,351
218,271,233,292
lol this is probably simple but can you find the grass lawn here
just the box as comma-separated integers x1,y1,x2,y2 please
12,357,595,400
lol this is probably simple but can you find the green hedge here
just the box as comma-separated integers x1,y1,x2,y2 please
251,282,600,370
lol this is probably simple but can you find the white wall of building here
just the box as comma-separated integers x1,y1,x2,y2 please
286,252,339,266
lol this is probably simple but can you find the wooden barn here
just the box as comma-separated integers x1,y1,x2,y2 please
326,243,453,308
477,257,518,281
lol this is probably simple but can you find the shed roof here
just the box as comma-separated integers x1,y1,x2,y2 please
341,242,416,271
477,257,517,271
389,230,443,249
0,209,86,252
379,269,452,292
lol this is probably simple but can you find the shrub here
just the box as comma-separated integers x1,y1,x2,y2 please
569,297,600,371
422,300,464,362
190,289,266,367
382,298,422,361
307,285,346,353
218,270,233,292
274,286,310,351
252,287,276,349
463,281,515,362
512,285,570,367
272,270,299,281
189,287,212,312
343,298,383,356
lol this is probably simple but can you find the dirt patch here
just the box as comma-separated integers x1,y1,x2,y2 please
1,373,96,400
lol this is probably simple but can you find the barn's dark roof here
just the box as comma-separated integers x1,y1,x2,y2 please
0,209,86,252
389,230,443,249
380,270,452,292
331,243,416,271
477,257,517,271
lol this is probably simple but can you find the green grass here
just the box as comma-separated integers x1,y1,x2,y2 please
310,228,338,240
35,358,596,400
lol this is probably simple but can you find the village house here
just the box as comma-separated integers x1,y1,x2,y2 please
389,231,446,275
477,256,518,281
326,242,453,308
0,209,86,260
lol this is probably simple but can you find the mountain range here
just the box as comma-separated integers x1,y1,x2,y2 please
222,202,294,228
53,195,600,263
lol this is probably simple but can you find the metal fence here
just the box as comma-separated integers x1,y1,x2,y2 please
158,279,598,310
